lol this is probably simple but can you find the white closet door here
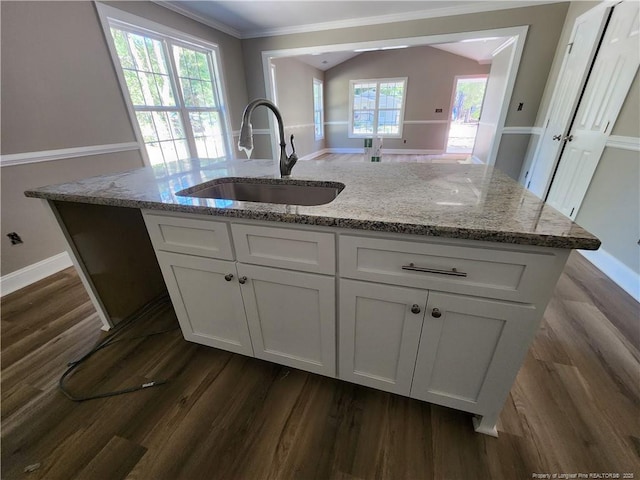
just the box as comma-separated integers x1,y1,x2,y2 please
525,2,611,197
547,1,640,219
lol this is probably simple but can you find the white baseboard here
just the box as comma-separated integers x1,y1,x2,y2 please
0,252,73,296
578,248,639,302
327,148,363,154
299,148,329,160
324,148,445,155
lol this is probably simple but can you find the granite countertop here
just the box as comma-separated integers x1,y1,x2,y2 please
25,158,600,250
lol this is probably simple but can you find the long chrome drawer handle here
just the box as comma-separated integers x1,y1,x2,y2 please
401,263,468,277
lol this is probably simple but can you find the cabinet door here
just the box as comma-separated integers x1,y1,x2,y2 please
339,279,427,395
238,264,335,377
156,251,253,356
411,291,537,414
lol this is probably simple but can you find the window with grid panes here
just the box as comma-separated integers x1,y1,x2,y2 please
313,79,324,140
106,19,230,175
349,78,407,138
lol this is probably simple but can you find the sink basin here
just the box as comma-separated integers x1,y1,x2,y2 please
177,178,345,206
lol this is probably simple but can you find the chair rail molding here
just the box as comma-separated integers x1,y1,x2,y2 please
0,142,140,168
605,135,640,152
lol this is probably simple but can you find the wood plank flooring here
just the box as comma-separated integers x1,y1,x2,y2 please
2,253,639,479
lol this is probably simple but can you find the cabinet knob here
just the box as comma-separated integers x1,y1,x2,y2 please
411,304,421,314
238,276,247,284
431,308,442,318
552,134,562,141
224,273,234,281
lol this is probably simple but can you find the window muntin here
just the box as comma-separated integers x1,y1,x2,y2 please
313,78,324,140
349,78,407,137
107,20,230,175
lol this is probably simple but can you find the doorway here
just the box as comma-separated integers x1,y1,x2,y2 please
446,75,488,154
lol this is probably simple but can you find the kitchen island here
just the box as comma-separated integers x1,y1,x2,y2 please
26,158,599,436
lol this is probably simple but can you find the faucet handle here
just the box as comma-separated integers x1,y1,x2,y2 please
289,134,296,154
288,134,298,169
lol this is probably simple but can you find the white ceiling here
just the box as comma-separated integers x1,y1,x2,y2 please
430,37,511,63
291,36,511,71
294,51,362,71
157,1,558,39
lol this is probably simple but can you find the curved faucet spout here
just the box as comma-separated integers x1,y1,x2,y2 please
238,99,297,177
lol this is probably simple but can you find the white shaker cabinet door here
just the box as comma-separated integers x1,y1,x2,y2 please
156,251,254,356
339,279,427,396
411,291,538,414
238,264,336,377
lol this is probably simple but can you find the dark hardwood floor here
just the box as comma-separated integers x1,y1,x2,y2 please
2,252,639,479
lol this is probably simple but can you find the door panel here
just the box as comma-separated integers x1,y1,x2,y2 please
547,1,640,219
156,251,253,355
411,291,537,414
238,263,335,377
339,279,427,396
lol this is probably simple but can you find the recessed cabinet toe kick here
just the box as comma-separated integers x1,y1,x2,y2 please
142,211,569,437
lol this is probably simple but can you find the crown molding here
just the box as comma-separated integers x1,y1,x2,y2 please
154,1,559,40
241,1,558,39
152,1,242,39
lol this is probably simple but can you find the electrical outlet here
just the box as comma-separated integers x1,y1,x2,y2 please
7,232,23,245
517,103,524,111
403,139,407,144
435,108,443,113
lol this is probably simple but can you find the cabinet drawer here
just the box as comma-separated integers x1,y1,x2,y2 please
231,224,335,274
339,235,561,302
143,212,233,260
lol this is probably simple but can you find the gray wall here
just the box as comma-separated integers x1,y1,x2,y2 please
242,2,569,159
1,1,248,276
575,71,640,275
272,58,326,158
324,46,489,151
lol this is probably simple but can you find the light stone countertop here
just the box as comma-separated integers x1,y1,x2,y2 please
25,158,600,250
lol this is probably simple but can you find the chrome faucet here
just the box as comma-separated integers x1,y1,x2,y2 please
238,99,298,178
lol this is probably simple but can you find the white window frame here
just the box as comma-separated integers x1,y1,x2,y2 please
313,78,324,140
348,77,407,139
95,3,234,167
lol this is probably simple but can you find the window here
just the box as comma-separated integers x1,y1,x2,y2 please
349,78,407,138
313,78,324,140
99,6,231,175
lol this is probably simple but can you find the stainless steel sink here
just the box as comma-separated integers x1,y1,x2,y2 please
177,178,344,206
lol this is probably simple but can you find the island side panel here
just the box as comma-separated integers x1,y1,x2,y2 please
51,201,167,328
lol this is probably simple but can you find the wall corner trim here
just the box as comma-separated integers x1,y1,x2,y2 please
0,252,73,297
578,248,640,303
605,135,640,152
0,142,141,168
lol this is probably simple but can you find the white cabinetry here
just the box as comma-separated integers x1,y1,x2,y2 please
339,279,426,395
143,212,336,377
240,264,335,376
338,234,567,436
143,211,569,436
412,292,538,435
155,251,253,355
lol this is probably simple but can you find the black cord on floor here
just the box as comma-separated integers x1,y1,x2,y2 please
59,293,179,402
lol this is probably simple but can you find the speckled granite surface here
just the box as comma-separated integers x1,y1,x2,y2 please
25,158,600,250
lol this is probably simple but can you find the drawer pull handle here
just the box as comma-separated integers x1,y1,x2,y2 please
224,273,234,281
432,308,442,318
238,276,248,284
401,263,467,277
411,304,421,314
